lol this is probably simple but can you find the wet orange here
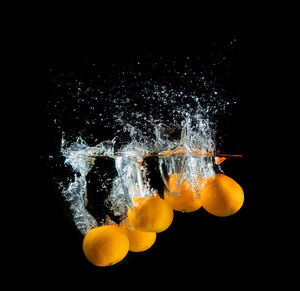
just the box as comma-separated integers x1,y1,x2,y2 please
82,225,129,267
119,220,156,252
128,195,173,233
201,173,244,217
164,173,211,212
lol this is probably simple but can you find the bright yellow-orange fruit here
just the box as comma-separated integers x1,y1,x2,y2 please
119,220,156,252
82,225,129,267
128,195,173,233
201,173,244,217
164,173,210,212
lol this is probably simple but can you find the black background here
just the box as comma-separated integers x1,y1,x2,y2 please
9,2,295,287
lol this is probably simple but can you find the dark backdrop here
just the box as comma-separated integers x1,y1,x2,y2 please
9,2,294,287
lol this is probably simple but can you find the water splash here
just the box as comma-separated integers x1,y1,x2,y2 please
60,112,220,234
52,61,238,235
158,113,216,199
60,137,115,234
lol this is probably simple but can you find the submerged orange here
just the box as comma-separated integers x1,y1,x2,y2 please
127,195,173,233
164,173,211,212
201,173,244,217
82,225,129,267
119,220,156,252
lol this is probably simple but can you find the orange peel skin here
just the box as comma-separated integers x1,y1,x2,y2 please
128,195,174,233
164,173,212,213
82,225,129,267
119,219,156,252
201,173,244,217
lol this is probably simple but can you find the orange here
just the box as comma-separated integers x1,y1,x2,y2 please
164,173,211,212
82,225,129,267
127,195,173,233
201,173,244,217
119,219,156,252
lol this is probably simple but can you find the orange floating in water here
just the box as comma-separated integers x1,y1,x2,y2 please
164,173,211,213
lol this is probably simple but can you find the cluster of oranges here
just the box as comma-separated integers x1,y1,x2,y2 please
82,172,244,267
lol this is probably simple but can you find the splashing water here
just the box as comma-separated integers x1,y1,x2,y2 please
158,113,216,199
60,111,221,234
60,137,115,233
51,63,239,235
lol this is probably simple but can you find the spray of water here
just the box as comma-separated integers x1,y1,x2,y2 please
49,59,238,235
60,99,222,234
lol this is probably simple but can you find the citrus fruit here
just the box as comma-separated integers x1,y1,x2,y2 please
127,195,173,233
82,224,129,267
119,220,156,252
164,173,210,212
201,173,244,217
